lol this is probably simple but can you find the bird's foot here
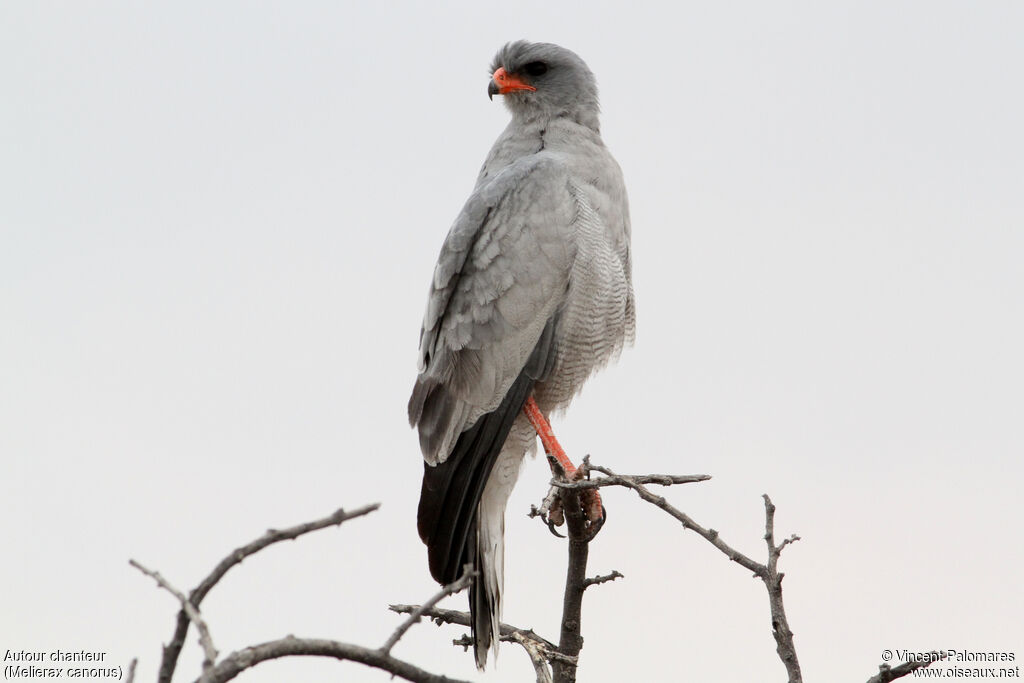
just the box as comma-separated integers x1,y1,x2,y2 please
534,485,566,537
540,457,605,539
523,396,608,538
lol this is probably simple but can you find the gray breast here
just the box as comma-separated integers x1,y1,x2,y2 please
536,178,635,411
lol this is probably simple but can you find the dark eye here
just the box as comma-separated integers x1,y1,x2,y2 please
523,61,548,77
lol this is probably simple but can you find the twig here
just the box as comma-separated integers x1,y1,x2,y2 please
125,658,137,683
156,503,379,683
866,652,947,683
129,559,218,676
388,604,567,659
193,636,470,683
554,473,711,490
582,570,623,590
380,570,475,654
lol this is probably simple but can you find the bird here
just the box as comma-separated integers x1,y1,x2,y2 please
408,40,635,670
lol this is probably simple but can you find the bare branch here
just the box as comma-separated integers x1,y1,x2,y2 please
761,495,802,683
551,477,589,683
575,462,806,683
504,641,577,667
584,462,765,577
554,473,711,490
451,633,474,651
512,632,554,683
388,604,563,656
157,503,379,683
582,570,624,590
866,652,947,683
125,659,137,683
380,569,475,654
129,559,218,675
194,636,471,683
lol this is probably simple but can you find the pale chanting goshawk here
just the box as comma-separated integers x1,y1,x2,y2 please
409,41,635,669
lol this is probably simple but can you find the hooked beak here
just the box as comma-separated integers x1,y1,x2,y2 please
487,66,536,100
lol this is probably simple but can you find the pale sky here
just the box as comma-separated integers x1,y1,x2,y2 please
2,2,1022,682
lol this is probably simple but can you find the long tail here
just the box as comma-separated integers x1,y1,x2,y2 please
417,372,533,668
472,446,523,667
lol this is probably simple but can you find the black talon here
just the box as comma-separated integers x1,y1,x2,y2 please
545,516,566,538
581,504,607,542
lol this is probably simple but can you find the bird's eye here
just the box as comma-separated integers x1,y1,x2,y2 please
523,61,548,77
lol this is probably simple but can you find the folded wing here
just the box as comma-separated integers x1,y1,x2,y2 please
409,154,576,583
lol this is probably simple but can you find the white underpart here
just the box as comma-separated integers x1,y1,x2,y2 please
475,419,536,667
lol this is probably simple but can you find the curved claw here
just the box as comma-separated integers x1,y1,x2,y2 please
545,517,567,538
581,503,608,542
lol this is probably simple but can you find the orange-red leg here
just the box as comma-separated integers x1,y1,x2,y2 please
523,396,603,523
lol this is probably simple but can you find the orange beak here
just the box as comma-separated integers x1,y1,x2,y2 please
488,67,537,100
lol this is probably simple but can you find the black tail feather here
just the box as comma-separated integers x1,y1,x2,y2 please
417,370,534,585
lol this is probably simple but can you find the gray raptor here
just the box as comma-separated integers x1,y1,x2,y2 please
409,40,635,669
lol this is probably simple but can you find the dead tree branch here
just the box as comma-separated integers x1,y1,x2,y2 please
761,495,802,682
128,559,218,677
513,632,555,683
134,460,944,683
380,569,475,655
138,502,473,683
391,602,577,683
388,605,564,657
553,459,947,683
556,472,711,489
155,503,379,683
579,460,764,576
193,637,469,683
550,481,590,683
515,458,710,682
568,459,804,682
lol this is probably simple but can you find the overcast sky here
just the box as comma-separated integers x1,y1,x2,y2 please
2,2,1022,682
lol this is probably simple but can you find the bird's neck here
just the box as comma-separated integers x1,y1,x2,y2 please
477,116,604,189
508,99,601,135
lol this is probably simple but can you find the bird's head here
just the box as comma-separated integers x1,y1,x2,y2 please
488,41,600,130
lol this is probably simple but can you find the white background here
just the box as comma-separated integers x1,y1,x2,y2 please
3,2,1022,681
